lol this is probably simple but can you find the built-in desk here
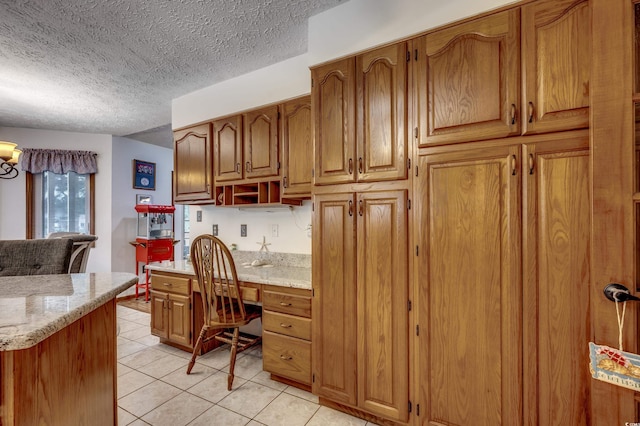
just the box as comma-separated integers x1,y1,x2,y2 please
0,272,138,426
145,258,312,389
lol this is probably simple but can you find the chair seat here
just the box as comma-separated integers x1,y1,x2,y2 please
208,303,262,329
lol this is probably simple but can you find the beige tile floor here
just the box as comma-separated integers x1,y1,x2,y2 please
117,304,377,426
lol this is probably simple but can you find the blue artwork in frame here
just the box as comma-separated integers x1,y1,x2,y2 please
133,159,156,190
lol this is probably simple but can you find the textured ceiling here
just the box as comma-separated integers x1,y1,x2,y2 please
0,0,345,148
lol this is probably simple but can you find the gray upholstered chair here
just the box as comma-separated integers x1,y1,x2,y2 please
47,232,98,273
0,238,74,276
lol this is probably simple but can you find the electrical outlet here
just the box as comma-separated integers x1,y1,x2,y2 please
212,224,218,236
271,224,278,237
196,211,202,222
240,224,247,237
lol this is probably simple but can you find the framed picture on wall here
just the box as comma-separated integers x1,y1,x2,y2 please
133,159,156,190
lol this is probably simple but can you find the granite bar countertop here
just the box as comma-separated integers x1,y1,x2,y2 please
146,252,311,290
0,272,138,351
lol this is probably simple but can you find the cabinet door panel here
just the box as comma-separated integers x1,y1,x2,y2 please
214,115,243,182
417,10,520,146
281,97,312,196
356,190,409,422
357,43,408,182
523,136,591,425
244,105,279,179
312,192,357,405
150,291,168,339
522,0,590,134
312,58,356,185
173,124,213,203
418,145,522,425
168,293,191,347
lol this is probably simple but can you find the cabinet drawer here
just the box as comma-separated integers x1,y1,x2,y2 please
263,290,311,318
263,331,311,385
151,274,190,296
263,310,311,340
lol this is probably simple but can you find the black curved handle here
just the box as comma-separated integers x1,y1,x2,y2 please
603,283,640,302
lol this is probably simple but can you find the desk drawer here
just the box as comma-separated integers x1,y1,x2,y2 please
263,331,311,385
263,310,311,340
263,290,311,318
151,274,190,296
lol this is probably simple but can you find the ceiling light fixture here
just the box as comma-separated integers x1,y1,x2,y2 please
0,141,21,179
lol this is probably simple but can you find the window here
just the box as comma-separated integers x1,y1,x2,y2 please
27,172,95,239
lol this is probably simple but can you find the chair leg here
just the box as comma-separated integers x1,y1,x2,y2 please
187,326,207,374
227,327,240,390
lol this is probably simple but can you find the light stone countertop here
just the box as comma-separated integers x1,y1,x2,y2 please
0,272,138,351
146,258,311,290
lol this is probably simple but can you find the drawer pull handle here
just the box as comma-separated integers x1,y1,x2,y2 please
280,323,292,328
279,302,292,306
163,283,173,286
280,355,293,360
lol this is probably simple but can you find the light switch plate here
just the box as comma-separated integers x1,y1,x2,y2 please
240,224,247,237
212,224,218,236
196,211,202,222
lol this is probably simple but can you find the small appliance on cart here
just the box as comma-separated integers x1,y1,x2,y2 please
130,204,176,301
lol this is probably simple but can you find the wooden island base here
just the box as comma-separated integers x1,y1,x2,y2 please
1,301,117,425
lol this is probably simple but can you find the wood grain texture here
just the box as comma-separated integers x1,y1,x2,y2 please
590,0,636,423
521,0,590,135
243,105,279,179
522,135,591,425
281,96,313,196
213,115,243,183
173,123,213,203
357,43,408,182
312,57,357,185
419,9,521,146
312,192,358,405
418,144,522,425
1,301,117,426
356,190,409,422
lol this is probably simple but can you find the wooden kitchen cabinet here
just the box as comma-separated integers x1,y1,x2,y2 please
213,115,243,183
173,123,214,203
313,43,408,185
521,0,590,135
262,285,312,388
312,57,356,185
416,133,590,425
281,96,312,197
243,105,279,179
150,271,192,350
312,189,409,423
415,9,521,146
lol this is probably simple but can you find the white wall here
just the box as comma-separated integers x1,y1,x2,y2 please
0,127,113,272
187,202,312,256
0,128,175,274
111,136,175,276
308,0,517,66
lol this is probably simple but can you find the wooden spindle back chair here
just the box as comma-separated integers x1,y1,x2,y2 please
187,234,262,390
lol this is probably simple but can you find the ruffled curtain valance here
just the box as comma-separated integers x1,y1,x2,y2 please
20,149,98,174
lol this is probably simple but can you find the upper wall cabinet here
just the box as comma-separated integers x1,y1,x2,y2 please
173,123,214,204
213,115,243,183
313,44,409,186
415,9,521,146
521,0,590,135
281,96,313,197
243,105,279,179
356,43,408,182
312,57,356,185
